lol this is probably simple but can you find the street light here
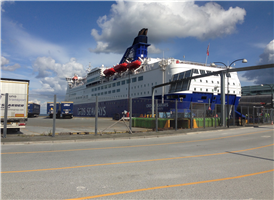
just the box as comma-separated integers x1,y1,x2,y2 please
261,84,274,109
211,59,247,128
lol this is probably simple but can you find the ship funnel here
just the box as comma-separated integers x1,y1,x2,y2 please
119,28,150,64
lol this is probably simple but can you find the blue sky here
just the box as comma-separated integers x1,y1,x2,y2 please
1,1,273,113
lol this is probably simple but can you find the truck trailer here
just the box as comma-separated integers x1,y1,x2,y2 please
28,102,40,117
47,102,60,118
61,101,73,118
1,78,29,130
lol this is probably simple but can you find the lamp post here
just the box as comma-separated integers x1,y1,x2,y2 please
211,59,247,128
261,84,274,109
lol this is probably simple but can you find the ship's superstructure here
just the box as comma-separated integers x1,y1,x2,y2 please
65,28,241,117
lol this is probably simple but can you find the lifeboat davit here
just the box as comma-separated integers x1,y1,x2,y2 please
127,60,141,71
114,63,128,73
103,68,116,77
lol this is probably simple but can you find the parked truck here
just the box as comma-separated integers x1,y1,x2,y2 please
60,101,73,118
1,78,29,131
47,102,61,118
28,102,40,117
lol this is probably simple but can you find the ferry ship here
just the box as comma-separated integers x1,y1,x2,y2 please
65,28,241,118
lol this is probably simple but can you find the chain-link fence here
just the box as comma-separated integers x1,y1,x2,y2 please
237,106,274,125
4,92,272,138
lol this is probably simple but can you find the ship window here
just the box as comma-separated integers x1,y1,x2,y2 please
144,84,146,87
108,84,111,88
101,92,103,95
206,71,212,74
104,85,107,89
108,91,111,94
233,83,235,85
117,89,120,92
226,73,231,77
217,81,219,84
193,69,199,74
112,83,116,87
95,88,97,91
200,70,205,74
194,79,196,82
105,91,107,94
206,89,208,92
206,80,208,83
98,93,100,96
98,87,100,91
152,83,153,86
201,96,207,99
127,79,131,83
117,82,120,86
212,81,214,83
194,88,196,91
200,79,202,82
132,77,137,82
112,90,115,93
92,89,94,92
138,76,143,81
200,88,202,91
184,71,191,78
144,91,146,94
217,90,219,92
233,91,235,93
122,80,125,85
172,74,179,81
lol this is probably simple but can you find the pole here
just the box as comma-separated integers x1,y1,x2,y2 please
152,87,155,118
175,99,178,131
95,96,98,136
129,97,132,133
52,94,56,137
3,93,8,138
190,102,192,129
156,100,158,132
221,71,226,127
227,70,230,128
203,103,206,129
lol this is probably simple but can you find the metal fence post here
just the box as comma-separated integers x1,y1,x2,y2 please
95,96,98,136
253,106,255,125
233,105,235,126
3,93,8,138
190,102,192,129
129,97,132,133
203,103,206,129
52,94,56,137
247,106,249,124
241,106,243,126
175,99,178,131
155,100,158,132
215,104,217,128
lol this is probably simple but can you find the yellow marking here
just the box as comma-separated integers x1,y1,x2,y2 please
65,169,274,200
1,143,273,174
2,129,272,155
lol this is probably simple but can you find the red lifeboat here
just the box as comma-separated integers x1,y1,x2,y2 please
114,63,128,73
103,68,116,77
127,60,141,71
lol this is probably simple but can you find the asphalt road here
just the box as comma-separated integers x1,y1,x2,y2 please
1,125,273,199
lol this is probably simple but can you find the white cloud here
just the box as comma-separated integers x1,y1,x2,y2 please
258,40,274,65
90,1,246,54
1,56,9,66
1,56,21,71
32,56,86,96
33,57,85,78
242,40,274,84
